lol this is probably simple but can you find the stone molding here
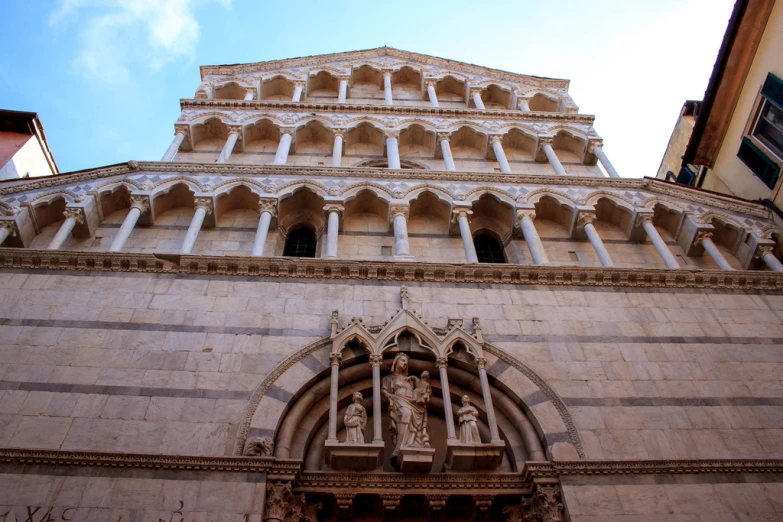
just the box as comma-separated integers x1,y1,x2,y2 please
199,47,570,89
526,459,783,477
0,162,770,219
179,99,596,124
1,249,781,291
0,448,300,475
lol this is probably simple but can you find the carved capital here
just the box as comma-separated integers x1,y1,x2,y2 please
694,230,713,246
475,357,487,370
333,128,347,138
635,213,654,228
129,195,150,213
755,244,775,260
425,80,437,89
451,208,473,223
280,127,295,137
587,140,603,154
469,87,483,96
389,203,410,220
174,123,191,139
384,129,400,139
369,354,383,367
330,352,343,366
576,213,596,229
63,208,85,225
264,482,293,522
324,204,344,216
537,137,554,148
227,125,242,136
258,198,278,216
489,134,503,145
244,87,256,98
436,357,449,369
474,495,493,511
337,76,351,83
194,198,213,215
0,221,18,237
335,492,354,510
516,209,536,222
520,484,564,522
293,80,306,88
437,132,452,143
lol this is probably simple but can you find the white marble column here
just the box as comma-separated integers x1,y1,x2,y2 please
386,131,401,169
697,232,734,270
327,352,342,442
47,208,83,250
470,89,485,110
0,222,17,246
541,140,567,176
591,144,620,178
331,130,344,167
477,358,501,442
337,77,349,103
518,98,530,111
251,199,277,257
273,131,293,165
383,72,393,105
517,210,549,265
579,214,614,267
109,196,149,252
426,81,439,107
370,354,383,442
757,246,783,272
638,216,680,269
180,199,212,255
437,357,457,440
454,209,478,263
324,205,343,258
390,204,411,257
243,88,255,101
438,133,456,171
291,82,304,102
490,135,511,173
161,131,186,162
217,129,239,164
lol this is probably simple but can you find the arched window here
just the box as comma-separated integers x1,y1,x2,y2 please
283,226,317,257
474,233,506,263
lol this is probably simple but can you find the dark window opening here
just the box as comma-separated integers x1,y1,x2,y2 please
473,233,506,264
283,226,317,257
753,99,783,159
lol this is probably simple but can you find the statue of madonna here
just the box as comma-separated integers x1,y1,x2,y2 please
381,353,431,456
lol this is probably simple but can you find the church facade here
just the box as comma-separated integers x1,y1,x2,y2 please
1,47,783,521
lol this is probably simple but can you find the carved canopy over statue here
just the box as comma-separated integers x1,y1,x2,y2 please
381,353,432,456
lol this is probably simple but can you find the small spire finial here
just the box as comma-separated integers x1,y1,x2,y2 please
400,286,409,310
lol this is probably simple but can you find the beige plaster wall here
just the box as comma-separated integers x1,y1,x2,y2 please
656,112,696,180
707,0,783,203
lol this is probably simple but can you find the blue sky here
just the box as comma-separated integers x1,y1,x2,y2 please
1,0,735,177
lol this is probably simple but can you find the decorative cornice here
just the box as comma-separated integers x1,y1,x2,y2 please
0,448,301,474
179,98,595,124
0,164,770,220
0,249,781,290
295,470,534,494
526,459,783,477
199,47,570,90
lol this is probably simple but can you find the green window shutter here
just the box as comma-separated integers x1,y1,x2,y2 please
761,73,783,109
738,137,781,189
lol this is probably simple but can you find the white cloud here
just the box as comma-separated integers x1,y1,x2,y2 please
50,0,230,83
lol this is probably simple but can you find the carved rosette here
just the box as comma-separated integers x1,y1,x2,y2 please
63,208,85,224
194,198,213,215
243,436,273,456
129,195,150,213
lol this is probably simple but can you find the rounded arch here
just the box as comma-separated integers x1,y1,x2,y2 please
234,337,583,462
213,82,249,101
435,75,466,101
518,188,578,208
464,187,516,207
339,182,394,203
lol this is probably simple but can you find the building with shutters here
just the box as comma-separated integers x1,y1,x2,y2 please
1,46,783,521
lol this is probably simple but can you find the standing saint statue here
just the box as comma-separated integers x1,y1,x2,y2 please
343,391,367,444
382,353,431,456
456,395,481,444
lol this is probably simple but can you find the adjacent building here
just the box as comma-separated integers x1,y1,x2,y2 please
1,46,783,521
0,109,59,181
